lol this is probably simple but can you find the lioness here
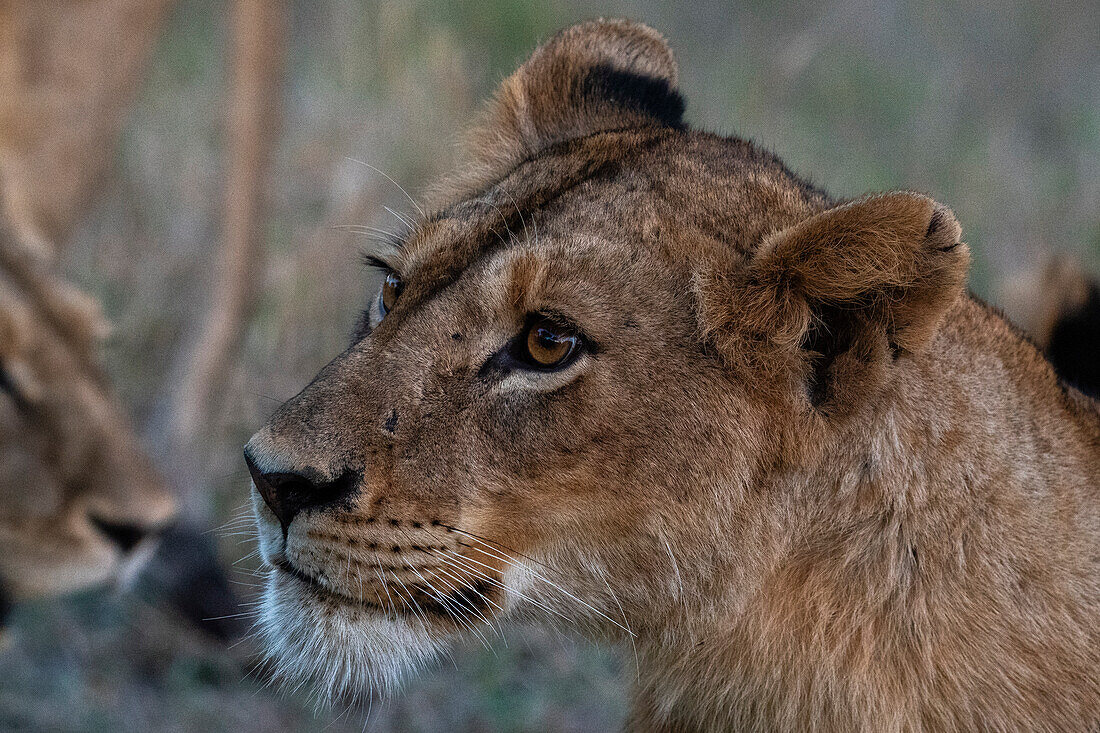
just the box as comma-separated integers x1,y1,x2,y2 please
246,20,1100,731
0,202,176,621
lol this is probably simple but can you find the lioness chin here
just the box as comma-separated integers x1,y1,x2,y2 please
247,19,1100,731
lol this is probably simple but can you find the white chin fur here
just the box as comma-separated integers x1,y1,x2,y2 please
257,570,446,706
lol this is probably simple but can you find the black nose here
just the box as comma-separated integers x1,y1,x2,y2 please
244,450,359,531
90,515,152,553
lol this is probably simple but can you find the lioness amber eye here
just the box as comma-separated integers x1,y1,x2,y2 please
380,272,404,315
524,318,579,368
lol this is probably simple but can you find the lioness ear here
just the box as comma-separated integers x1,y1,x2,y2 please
700,192,969,406
436,19,683,201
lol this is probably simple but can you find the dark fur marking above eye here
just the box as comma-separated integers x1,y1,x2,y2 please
581,63,686,128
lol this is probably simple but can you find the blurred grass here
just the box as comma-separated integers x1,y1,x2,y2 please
3,0,1097,730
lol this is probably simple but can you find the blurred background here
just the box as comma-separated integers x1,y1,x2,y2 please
0,0,1097,731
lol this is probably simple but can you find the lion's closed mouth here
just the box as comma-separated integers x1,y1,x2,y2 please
274,557,497,621
274,558,334,595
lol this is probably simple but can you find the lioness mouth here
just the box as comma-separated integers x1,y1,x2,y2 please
274,557,497,621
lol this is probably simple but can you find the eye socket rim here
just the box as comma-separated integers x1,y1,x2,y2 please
379,271,404,316
516,315,584,371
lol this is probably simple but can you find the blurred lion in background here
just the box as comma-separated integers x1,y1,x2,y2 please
245,19,1099,732
0,0,179,624
1000,254,1100,399
0,194,176,623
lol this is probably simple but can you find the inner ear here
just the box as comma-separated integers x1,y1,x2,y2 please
801,305,901,411
698,192,969,409
801,306,849,407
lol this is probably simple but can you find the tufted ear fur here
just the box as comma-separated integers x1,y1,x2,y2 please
699,192,970,410
433,19,684,202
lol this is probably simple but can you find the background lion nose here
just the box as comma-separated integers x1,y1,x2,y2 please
89,515,154,554
244,448,359,531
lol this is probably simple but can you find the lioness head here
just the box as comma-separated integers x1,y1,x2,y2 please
247,19,968,700
0,216,176,613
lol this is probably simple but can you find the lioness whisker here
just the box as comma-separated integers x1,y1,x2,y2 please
387,566,490,648
332,224,395,237
405,564,498,648
594,563,641,680
450,532,636,637
418,564,505,644
389,524,503,637
432,549,580,630
499,185,531,245
382,206,415,232
438,523,553,571
345,157,426,220
231,549,262,566
371,560,398,618
203,610,260,622
431,561,509,618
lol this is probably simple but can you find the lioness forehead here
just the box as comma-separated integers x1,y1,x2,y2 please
395,128,830,312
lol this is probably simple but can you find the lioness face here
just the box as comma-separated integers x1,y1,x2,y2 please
247,189,762,695
248,20,968,701
0,253,176,607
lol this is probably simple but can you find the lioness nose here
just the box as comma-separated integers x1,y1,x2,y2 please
244,448,358,531
90,515,153,553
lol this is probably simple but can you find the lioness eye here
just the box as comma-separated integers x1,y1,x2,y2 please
380,272,404,315
523,317,580,369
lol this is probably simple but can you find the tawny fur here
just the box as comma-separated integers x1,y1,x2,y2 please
248,20,1100,731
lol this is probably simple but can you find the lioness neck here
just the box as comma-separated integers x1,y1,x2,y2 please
631,296,1100,732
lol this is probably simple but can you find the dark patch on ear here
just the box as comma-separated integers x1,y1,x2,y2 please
581,63,686,128
1047,283,1100,398
925,209,945,239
